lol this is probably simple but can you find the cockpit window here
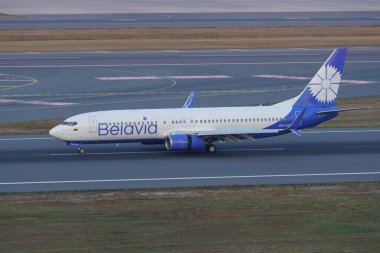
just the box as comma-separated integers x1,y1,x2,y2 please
61,121,77,126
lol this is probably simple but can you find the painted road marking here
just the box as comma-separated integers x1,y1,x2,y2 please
0,137,54,141
49,148,285,156
0,129,378,142
2,61,380,68
0,57,81,60
96,75,232,80
180,53,319,57
0,99,77,106
253,74,376,84
285,17,311,20
303,129,380,134
1,172,380,185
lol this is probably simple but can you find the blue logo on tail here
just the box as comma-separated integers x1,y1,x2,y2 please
294,48,347,107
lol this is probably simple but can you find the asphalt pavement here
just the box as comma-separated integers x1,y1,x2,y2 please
0,47,379,121
1,12,379,29
0,128,379,192
0,48,379,192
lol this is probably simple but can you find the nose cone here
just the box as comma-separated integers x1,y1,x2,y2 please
49,126,62,139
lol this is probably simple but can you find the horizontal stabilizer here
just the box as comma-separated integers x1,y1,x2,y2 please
317,107,367,115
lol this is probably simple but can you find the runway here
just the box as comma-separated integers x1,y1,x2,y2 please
0,128,379,192
1,12,380,29
0,47,379,121
0,47,379,192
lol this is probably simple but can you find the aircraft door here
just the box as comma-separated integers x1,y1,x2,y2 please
88,116,97,133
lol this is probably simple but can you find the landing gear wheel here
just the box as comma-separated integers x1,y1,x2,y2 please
78,147,86,154
205,143,217,153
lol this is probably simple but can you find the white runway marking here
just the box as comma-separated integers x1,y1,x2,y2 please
0,137,53,141
96,75,232,80
1,172,380,186
180,53,319,57
49,148,285,156
2,60,380,68
253,74,376,84
0,99,77,106
0,129,377,142
285,17,311,20
303,129,380,134
0,57,81,60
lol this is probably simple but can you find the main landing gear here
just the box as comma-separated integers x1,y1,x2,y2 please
78,147,86,154
205,143,217,153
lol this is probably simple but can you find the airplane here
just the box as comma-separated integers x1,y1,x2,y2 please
49,48,361,154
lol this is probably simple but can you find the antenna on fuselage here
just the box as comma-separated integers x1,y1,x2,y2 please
285,86,293,97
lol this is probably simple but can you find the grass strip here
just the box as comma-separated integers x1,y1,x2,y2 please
0,26,379,52
0,96,378,135
319,96,380,128
0,13,22,19
0,183,380,252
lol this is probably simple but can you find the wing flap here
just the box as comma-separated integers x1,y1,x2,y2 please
195,128,281,137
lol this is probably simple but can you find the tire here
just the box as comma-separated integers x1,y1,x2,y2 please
78,147,85,154
205,144,216,153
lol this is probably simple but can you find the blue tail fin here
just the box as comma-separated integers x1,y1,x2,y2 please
293,48,347,107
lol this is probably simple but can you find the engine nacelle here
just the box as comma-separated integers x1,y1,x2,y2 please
165,134,205,151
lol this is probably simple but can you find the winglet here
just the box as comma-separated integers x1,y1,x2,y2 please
183,90,196,108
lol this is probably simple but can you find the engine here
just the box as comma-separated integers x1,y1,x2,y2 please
165,134,205,151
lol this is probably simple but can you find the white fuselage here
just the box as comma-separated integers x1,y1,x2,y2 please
49,104,293,143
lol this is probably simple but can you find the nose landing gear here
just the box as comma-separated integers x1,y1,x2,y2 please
78,147,86,154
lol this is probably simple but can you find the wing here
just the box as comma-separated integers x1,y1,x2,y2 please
177,127,282,142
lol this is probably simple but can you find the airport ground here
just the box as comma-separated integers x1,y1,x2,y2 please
1,183,380,252
0,48,379,192
1,26,380,52
0,95,378,134
0,13,379,251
